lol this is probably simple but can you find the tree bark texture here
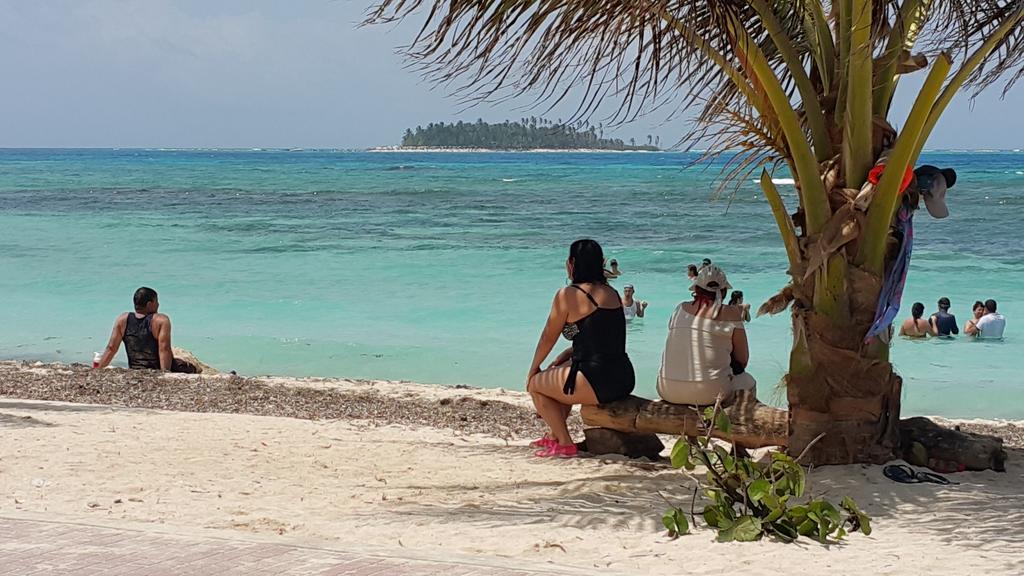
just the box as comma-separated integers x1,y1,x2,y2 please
580,391,788,448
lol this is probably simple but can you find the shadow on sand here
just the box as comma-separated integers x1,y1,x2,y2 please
0,399,124,429
386,443,1023,563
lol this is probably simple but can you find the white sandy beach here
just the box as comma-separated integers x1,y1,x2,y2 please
1,366,1022,574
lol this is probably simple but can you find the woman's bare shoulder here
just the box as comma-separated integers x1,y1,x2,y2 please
554,285,579,303
591,283,624,306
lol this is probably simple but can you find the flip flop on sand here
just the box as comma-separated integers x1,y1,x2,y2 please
914,470,957,485
883,464,957,485
883,464,919,483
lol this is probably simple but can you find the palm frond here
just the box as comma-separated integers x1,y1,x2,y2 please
915,0,1024,96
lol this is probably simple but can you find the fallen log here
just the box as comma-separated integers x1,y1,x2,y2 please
583,396,1008,471
580,392,788,449
899,416,1007,472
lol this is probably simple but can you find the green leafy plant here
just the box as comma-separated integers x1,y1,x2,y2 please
662,404,871,543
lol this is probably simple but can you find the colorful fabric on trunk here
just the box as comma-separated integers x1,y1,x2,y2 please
865,206,914,342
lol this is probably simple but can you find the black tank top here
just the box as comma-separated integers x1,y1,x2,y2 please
124,313,160,369
561,285,628,394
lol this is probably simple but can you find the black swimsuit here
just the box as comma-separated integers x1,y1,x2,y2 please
561,285,635,404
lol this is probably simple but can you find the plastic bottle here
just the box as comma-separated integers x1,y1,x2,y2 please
93,352,102,369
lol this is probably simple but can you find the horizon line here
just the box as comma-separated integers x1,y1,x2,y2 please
1,146,1022,153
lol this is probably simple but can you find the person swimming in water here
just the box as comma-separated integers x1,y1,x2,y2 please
686,264,698,282
929,297,959,337
966,299,1006,339
729,290,751,323
965,301,986,334
899,302,935,338
94,287,200,373
622,284,648,321
604,258,622,280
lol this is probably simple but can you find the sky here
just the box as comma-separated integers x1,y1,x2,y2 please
1,0,1022,149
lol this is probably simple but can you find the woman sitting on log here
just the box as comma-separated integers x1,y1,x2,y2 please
526,239,635,458
657,264,756,406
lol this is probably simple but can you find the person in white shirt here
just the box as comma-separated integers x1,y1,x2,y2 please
966,299,1006,339
622,284,647,321
657,265,756,406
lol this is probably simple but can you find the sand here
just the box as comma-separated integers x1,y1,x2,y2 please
1,362,1022,574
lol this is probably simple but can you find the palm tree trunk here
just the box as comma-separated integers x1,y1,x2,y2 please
786,232,903,464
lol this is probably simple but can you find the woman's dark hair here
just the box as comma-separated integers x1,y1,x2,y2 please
911,302,925,320
973,300,985,311
687,264,698,276
569,239,607,285
729,290,744,305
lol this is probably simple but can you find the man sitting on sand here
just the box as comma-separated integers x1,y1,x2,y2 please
929,297,959,337
94,287,199,373
966,299,1006,340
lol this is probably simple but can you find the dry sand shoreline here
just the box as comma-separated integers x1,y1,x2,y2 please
1,361,1022,574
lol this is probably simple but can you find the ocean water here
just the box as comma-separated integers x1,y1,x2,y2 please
0,149,1021,419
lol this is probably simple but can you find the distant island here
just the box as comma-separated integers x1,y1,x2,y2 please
389,118,659,151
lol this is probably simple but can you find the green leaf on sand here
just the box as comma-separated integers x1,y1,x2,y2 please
731,515,763,542
662,507,690,536
670,438,691,469
747,479,771,503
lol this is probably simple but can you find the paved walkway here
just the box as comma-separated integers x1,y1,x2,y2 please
0,517,568,575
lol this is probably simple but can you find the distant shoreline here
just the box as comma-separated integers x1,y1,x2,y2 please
367,145,660,153
0,147,1021,153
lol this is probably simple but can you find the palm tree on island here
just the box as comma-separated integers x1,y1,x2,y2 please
365,1,1023,467
398,118,658,150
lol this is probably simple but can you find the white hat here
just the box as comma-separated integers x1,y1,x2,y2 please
690,264,732,293
691,265,732,318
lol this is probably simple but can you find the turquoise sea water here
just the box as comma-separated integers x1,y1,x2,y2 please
0,149,1021,419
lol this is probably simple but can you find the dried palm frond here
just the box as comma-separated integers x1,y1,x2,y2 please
758,285,796,317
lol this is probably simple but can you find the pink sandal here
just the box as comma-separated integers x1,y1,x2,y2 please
534,443,578,458
530,437,557,448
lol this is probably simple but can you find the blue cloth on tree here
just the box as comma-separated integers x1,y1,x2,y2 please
865,206,914,341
